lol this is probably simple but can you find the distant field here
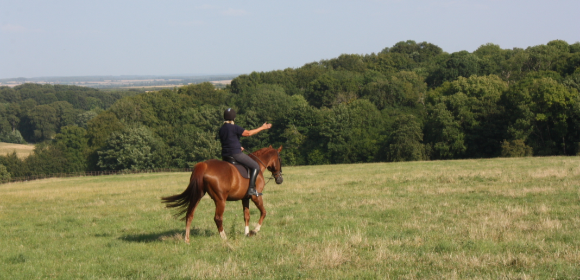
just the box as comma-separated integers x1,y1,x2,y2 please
1,157,579,278
0,142,34,158
125,80,232,90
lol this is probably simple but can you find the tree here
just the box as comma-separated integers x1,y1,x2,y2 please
0,152,28,177
384,114,427,162
305,71,363,108
503,77,579,155
97,126,168,170
426,51,482,87
320,99,383,163
0,164,10,183
52,126,89,172
427,75,508,157
424,103,466,159
86,111,125,149
178,82,228,106
171,125,221,167
231,84,300,121
270,98,324,166
361,71,426,109
28,104,58,141
24,142,69,175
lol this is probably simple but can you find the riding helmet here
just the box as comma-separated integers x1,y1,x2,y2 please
224,108,236,120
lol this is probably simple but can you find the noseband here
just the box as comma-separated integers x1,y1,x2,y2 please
249,151,283,182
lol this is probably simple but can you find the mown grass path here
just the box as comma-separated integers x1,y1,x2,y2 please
1,157,579,279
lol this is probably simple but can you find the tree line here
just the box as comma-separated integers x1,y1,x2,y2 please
1,39,579,180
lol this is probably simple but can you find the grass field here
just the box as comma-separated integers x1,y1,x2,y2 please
1,157,579,279
0,142,35,159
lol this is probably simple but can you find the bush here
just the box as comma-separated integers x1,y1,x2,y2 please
0,130,26,144
501,139,533,157
0,164,11,183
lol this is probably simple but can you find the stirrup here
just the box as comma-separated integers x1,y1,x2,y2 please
247,188,262,197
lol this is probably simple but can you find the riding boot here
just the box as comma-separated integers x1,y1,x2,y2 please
247,168,260,197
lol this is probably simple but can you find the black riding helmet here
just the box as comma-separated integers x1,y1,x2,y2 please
224,108,236,120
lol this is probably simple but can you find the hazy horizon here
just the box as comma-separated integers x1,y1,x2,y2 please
0,74,241,80
2,0,579,80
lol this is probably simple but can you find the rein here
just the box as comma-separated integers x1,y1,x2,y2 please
248,152,283,184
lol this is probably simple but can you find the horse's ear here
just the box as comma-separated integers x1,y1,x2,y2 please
278,145,283,152
269,145,272,148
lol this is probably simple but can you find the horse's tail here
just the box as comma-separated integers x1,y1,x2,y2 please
161,162,207,221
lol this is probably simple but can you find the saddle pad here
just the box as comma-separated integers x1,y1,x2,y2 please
229,162,250,179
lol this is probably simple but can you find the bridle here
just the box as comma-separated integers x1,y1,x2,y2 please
249,151,283,183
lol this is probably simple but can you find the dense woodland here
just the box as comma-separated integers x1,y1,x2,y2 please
1,39,580,179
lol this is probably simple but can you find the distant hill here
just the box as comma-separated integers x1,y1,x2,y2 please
0,74,238,89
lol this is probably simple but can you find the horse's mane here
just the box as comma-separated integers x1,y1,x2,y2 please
251,147,275,158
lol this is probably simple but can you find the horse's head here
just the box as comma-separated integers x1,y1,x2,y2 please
267,145,283,184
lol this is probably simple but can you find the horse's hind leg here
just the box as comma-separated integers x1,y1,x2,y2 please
250,196,266,234
185,193,203,244
242,198,251,236
213,199,227,240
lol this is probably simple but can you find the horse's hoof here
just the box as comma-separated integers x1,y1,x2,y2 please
247,230,257,237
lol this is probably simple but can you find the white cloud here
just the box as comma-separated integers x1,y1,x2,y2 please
1,24,40,33
221,8,247,16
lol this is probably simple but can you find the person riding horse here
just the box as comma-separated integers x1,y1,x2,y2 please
218,108,272,197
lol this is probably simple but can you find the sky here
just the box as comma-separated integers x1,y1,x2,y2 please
1,0,579,79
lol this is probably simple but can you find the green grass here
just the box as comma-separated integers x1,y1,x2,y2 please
1,157,579,279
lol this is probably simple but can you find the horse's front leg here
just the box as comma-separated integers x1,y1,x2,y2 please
250,195,266,234
242,198,251,236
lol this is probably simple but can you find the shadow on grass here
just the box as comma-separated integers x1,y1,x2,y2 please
118,228,214,243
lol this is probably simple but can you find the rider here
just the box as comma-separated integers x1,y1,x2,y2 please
219,108,272,196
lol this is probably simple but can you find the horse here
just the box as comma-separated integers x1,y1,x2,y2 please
161,145,283,243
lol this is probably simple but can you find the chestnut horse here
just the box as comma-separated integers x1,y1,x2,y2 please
162,146,283,243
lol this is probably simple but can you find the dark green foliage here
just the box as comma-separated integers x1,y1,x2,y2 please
361,71,426,109
319,99,383,163
383,40,443,64
2,40,580,176
178,82,229,106
52,126,89,172
26,104,58,141
384,114,427,162
427,75,508,158
424,103,466,159
0,152,28,177
503,77,579,155
426,51,482,87
1,84,133,144
305,70,363,108
0,130,26,144
97,126,168,170
0,164,10,183
501,139,533,157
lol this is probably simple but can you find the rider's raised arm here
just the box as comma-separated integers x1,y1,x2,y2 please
242,122,272,137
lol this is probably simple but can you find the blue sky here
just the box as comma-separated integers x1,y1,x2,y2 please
1,0,579,79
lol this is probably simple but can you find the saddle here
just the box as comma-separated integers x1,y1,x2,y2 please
222,156,251,179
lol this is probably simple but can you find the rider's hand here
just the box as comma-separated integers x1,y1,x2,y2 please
263,122,272,129
241,147,245,151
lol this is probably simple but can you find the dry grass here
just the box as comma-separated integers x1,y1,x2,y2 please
1,157,580,279
0,142,35,159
